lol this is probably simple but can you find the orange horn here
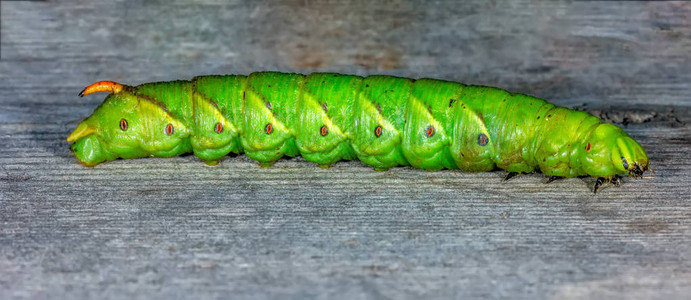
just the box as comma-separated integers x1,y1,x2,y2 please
78,81,124,97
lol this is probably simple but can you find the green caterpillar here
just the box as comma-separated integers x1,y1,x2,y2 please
67,72,650,193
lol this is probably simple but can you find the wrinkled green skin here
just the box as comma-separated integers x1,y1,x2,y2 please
68,72,649,182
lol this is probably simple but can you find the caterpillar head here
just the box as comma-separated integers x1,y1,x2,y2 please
578,123,649,177
67,82,190,166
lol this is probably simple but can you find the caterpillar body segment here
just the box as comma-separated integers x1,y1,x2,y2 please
67,72,649,191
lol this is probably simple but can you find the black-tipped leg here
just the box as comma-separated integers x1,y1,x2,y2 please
504,172,519,181
546,176,563,184
632,163,644,178
593,177,606,194
612,175,623,187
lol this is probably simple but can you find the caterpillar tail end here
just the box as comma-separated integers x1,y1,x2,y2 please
69,134,116,167
79,81,125,97
66,121,94,143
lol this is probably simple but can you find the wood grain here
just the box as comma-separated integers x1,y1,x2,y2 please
1,0,690,299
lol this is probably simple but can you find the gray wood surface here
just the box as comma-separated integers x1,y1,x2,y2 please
1,0,690,299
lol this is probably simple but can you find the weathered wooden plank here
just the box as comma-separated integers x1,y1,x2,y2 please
0,0,690,299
